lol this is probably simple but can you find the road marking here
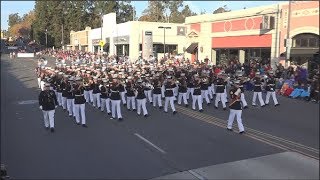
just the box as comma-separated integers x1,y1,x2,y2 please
176,105,319,160
188,170,206,180
134,133,166,154
17,100,38,105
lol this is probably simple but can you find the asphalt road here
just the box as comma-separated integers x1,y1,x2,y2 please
1,55,318,179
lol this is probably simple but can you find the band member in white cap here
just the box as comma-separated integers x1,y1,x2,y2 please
200,77,211,106
227,80,245,134
164,76,177,114
66,79,75,117
73,78,87,127
126,78,136,111
265,71,280,106
143,77,153,104
177,75,188,107
136,79,149,117
215,73,227,110
110,79,123,121
252,72,265,107
152,77,163,109
92,77,101,109
192,76,203,112
38,83,58,132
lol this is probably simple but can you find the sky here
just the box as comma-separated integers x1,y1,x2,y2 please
1,1,284,31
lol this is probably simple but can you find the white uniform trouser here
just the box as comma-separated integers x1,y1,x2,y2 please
265,91,278,105
240,93,248,107
67,99,74,115
37,77,41,88
192,95,203,110
137,98,148,115
187,88,194,100
210,84,216,96
201,90,210,104
120,92,127,104
127,96,136,110
101,98,111,113
57,92,62,106
40,81,45,91
174,86,178,97
223,88,228,102
144,90,152,103
92,93,101,107
74,104,86,125
42,110,55,128
227,109,244,132
153,94,162,107
62,96,67,109
111,100,122,119
164,96,176,112
89,90,93,103
215,93,226,108
178,92,188,105
208,86,214,99
252,92,265,106
84,90,90,103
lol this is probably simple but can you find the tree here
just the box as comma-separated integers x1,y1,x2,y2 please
8,13,22,28
140,1,166,22
213,5,231,14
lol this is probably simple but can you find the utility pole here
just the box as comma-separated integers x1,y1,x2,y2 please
158,26,171,60
101,14,103,55
45,29,48,49
285,0,292,67
62,24,64,50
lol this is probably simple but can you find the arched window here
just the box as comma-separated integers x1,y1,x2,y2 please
292,33,319,48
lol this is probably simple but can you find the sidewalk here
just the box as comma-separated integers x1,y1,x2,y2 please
152,152,319,179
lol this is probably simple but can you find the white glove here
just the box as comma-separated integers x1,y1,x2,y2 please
39,106,43,110
55,105,58,108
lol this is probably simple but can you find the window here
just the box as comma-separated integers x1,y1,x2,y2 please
293,33,319,48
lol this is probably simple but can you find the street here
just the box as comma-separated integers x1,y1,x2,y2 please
1,55,319,179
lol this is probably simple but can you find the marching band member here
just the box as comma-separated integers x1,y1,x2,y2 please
192,76,203,112
136,79,149,117
215,73,227,110
200,76,211,106
100,79,111,115
38,83,58,132
110,78,123,121
239,78,249,109
252,72,266,107
143,77,153,104
152,76,163,109
118,75,127,106
186,72,195,100
61,77,68,110
126,78,136,111
208,74,215,100
265,71,280,106
83,72,91,103
227,80,245,134
92,77,101,109
177,74,188,107
73,78,87,127
66,78,75,116
164,76,177,114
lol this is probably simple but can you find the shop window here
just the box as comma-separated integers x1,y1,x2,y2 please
309,38,317,47
293,33,319,48
300,38,308,47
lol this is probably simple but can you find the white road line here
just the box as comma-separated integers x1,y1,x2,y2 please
134,133,166,154
188,170,206,180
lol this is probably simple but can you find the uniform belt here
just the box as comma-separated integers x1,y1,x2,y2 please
111,90,119,93
255,85,261,86
166,88,174,90
217,85,224,86
268,84,275,86
75,94,84,96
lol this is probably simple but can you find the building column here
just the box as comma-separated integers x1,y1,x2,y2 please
238,49,245,64
211,49,217,65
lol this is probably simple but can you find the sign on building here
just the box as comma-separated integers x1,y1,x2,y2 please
177,26,186,36
142,31,153,59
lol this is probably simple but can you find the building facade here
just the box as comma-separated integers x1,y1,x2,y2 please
184,1,319,68
69,27,91,51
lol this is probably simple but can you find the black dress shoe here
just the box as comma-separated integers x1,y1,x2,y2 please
223,108,226,111
239,131,245,134
118,118,123,121
133,109,137,111
173,111,177,115
185,104,189,107
207,103,211,106
123,104,126,107
215,106,218,109
159,106,163,109
82,124,88,128
275,104,280,107
107,112,111,115
265,103,269,106
45,127,49,130
261,105,265,107
199,109,203,112
144,114,148,117
150,102,153,104
127,109,131,111
50,128,55,132
227,128,233,131
244,106,248,109
76,122,80,125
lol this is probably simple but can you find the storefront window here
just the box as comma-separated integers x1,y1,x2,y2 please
293,33,319,48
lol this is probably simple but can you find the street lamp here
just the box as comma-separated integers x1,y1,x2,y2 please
158,26,171,60
45,29,48,49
